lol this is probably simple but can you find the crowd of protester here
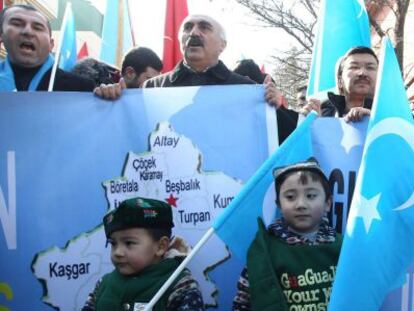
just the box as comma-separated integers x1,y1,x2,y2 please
1,3,413,311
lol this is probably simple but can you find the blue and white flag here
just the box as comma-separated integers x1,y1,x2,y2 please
307,0,371,98
212,113,316,262
100,0,134,67
58,3,77,71
329,38,414,310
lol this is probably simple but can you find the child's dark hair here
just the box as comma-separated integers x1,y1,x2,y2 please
146,227,172,241
273,159,332,206
275,170,331,205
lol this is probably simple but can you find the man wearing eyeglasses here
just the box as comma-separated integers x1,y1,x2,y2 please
300,46,379,123
322,46,378,122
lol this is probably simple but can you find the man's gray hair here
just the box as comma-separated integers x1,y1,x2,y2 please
178,14,227,42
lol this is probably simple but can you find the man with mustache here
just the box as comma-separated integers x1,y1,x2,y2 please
143,14,298,143
144,14,255,87
301,46,379,122
324,46,378,122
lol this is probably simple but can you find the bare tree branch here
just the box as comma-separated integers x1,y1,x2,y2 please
232,0,411,104
369,17,386,38
234,0,318,52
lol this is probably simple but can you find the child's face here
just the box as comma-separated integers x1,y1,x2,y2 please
109,228,164,275
278,172,331,234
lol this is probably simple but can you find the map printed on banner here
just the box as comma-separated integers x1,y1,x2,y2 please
32,122,243,310
5,89,407,311
0,86,271,311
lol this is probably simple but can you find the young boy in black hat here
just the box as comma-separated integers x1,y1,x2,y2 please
233,158,342,311
82,197,204,311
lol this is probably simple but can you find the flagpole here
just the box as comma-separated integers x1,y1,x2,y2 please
125,0,136,46
143,227,215,311
48,3,71,92
115,0,124,68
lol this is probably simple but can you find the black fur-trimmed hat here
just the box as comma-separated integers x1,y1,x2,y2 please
104,197,174,238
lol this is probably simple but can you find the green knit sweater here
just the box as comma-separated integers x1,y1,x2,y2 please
95,258,183,311
247,218,342,311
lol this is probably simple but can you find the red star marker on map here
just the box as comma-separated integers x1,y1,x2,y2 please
166,194,178,207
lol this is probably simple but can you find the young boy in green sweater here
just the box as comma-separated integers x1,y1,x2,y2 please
233,158,342,311
82,197,204,311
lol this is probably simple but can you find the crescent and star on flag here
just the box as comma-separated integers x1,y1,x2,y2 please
347,117,414,237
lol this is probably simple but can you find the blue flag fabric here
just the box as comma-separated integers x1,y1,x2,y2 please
307,0,371,98
58,3,77,71
0,55,54,92
212,113,316,262
329,38,414,310
100,0,134,67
